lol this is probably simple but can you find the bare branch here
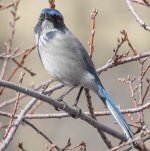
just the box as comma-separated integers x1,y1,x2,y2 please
126,0,150,31
0,80,128,141
0,98,37,150
1,100,150,119
24,120,61,151
132,0,150,6
97,52,150,74
3,72,25,139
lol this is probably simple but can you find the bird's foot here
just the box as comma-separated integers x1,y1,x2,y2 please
55,97,67,111
71,105,82,119
56,96,64,102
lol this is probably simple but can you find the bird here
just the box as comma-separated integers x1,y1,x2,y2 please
34,8,133,140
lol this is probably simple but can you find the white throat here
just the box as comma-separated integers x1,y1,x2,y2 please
41,20,55,34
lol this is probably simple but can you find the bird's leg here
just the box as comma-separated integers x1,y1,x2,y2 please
70,87,84,118
73,86,84,106
57,86,76,101
55,86,75,111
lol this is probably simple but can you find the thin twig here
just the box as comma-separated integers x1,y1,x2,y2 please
87,8,112,149
1,100,150,119
0,0,20,80
48,0,55,8
85,88,113,149
0,98,37,150
63,141,86,151
24,119,61,151
0,80,54,109
132,0,150,6
3,72,25,139
126,0,150,31
107,135,142,151
97,52,150,75
0,45,35,94
18,142,26,151
88,8,98,57
0,2,14,11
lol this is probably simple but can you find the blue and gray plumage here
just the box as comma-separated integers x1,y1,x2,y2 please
34,8,133,140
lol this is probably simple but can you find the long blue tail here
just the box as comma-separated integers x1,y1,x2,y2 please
97,82,133,140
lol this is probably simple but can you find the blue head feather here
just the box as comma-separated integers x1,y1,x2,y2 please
41,8,61,16
34,8,65,34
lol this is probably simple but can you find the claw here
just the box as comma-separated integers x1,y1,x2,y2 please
55,99,67,111
71,105,82,118
56,96,63,102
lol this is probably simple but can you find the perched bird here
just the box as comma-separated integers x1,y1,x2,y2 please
34,8,133,140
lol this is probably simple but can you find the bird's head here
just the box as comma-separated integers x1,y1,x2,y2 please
34,8,65,34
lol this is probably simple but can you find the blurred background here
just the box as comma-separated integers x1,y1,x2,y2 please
0,0,150,150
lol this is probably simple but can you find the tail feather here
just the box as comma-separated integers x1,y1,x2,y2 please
97,83,133,140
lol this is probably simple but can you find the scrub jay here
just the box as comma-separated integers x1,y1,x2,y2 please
34,8,133,140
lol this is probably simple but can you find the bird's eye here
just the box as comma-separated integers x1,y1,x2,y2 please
45,13,51,19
